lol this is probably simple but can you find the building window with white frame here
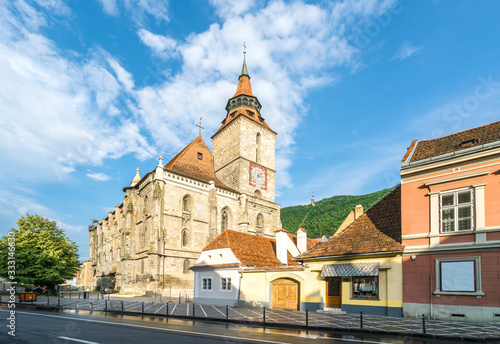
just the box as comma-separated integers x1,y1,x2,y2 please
221,277,232,291
440,189,474,232
434,257,484,297
202,278,212,291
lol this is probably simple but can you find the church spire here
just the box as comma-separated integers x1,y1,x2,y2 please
233,49,254,98
226,48,261,114
240,48,249,77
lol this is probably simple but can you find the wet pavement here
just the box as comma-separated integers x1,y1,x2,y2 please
10,295,500,342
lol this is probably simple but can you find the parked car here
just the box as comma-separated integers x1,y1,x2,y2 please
101,287,114,294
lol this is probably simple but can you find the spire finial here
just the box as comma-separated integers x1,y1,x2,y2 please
240,43,248,77
158,156,163,167
196,116,204,136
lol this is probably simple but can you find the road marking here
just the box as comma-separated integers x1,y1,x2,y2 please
143,302,155,312
229,307,255,321
58,336,99,344
155,304,165,314
170,303,177,315
5,310,295,344
211,305,226,317
199,305,207,317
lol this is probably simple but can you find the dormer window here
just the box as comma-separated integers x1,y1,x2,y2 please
198,153,203,160
458,138,478,149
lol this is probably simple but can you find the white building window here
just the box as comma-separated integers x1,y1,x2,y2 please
434,257,484,297
202,278,212,291
221,277,232,291
440,189,474,232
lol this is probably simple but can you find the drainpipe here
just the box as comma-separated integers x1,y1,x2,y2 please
237,270,243,307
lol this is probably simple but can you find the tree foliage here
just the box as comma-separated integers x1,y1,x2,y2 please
281,186,397,238
0,214,79,291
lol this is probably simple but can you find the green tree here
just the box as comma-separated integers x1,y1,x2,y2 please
0,214,79,295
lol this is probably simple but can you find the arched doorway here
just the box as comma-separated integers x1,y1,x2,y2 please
272,278,299,310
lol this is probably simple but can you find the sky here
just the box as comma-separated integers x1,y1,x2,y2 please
1,0,500,261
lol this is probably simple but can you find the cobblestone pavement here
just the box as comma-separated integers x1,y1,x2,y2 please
19,296,500,341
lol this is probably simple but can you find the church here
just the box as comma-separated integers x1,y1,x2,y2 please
87,53,281,295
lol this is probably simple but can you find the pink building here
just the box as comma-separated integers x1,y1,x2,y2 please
400,121,500,321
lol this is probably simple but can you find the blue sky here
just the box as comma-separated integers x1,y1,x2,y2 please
1,0,499,261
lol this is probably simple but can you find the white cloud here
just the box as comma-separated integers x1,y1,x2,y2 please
210,0,255,18
392,41,422,60
107,57,135,92
97,0,169,24
97,0,118,16
87,172,112,182
0,2,154,184
138,29,177,58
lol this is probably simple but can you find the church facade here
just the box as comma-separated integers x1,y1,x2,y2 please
87,55,281,295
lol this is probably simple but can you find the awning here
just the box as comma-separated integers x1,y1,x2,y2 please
321,262,379,277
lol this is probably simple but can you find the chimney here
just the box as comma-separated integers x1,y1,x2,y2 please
297,228,307,254
275,229,289,265
355,204,364,219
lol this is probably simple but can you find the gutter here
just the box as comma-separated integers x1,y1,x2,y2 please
294,250,404,262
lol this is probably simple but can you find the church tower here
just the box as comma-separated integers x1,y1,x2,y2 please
212,52,277,203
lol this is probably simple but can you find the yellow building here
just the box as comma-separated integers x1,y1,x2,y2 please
296,186,404,316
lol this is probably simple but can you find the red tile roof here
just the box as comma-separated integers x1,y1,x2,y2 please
212,106,275,137
296,186,403,260
200,230,320,270
233,74,254,97
409,121,500,163
164,135,238,193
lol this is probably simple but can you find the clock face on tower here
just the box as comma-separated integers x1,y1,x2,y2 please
249,162,267,190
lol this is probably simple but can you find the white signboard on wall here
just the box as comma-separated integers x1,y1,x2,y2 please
441,261,475,292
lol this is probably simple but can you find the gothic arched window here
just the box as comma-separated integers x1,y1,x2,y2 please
182,229,188,247
182,195,192,213
256,133,261,163
143,196,148,216
140,228,148,249
221,208,231,231
183,259,190,274
256,213,264,235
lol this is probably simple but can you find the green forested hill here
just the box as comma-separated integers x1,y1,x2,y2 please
280,186,397,238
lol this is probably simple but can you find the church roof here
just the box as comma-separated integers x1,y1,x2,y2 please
296,186,403,260
212,107,275,137
164,135,238,193
406,120,500,163
195,230,320,270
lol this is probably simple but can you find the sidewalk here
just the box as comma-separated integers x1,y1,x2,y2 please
8,296,500,342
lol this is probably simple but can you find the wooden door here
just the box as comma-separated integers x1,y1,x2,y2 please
326,277,342,308
272,279,299,310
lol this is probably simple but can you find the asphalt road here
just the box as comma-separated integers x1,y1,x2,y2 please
0,307,462,344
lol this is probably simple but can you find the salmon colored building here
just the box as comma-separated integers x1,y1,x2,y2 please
400,121,500,321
